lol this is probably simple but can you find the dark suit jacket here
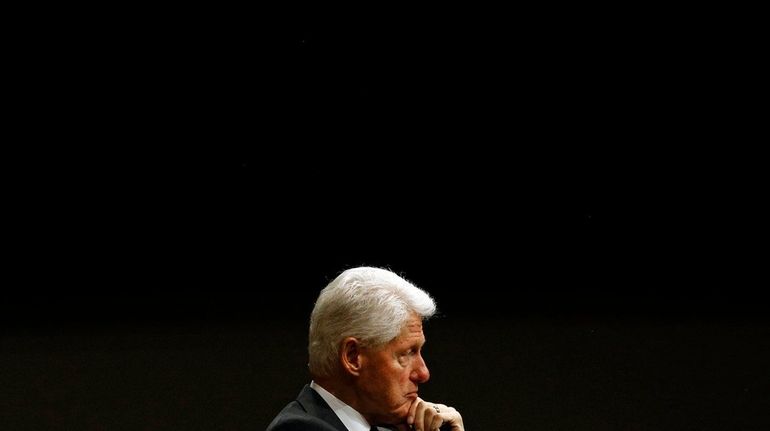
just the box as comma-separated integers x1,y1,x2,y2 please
266,384,349,431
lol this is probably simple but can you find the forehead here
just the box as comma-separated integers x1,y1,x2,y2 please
403,317,423,333
393,314,425,344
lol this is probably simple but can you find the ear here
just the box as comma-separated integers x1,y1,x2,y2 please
339,337,363,377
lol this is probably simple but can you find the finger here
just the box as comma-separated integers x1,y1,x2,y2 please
429,414,444,431
418,403,441,431
407,397,422,426
414,400,430,431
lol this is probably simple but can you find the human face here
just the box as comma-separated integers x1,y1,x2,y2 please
356,312,431,426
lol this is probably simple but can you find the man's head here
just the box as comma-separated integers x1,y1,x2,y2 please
308,266,436,425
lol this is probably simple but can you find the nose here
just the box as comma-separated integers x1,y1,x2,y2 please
410,353,430,383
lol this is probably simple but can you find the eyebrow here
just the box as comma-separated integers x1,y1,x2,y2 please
410,339,426,349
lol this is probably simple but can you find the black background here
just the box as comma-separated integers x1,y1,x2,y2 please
3,5,768,431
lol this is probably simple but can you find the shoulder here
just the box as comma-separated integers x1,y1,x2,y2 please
266,400,341,431
266,410,340,431
267,385,347,431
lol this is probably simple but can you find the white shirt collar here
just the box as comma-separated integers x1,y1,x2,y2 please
310,381,373,431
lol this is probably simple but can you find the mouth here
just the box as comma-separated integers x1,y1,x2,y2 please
405,391,418,400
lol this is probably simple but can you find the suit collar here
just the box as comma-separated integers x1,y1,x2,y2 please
296,384,349,431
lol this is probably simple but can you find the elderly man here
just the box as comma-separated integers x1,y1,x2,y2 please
267,266,465,431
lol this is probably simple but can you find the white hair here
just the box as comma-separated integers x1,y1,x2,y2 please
308,266,437,377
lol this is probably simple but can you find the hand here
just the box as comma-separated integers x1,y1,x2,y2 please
406,397,464,431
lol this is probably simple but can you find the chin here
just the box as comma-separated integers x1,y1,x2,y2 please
394,401,412,418
385,402,410,420
376,408,409,427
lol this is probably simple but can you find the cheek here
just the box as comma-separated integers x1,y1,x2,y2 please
379,364,409,390
401,367,413,382
393,366,414,388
